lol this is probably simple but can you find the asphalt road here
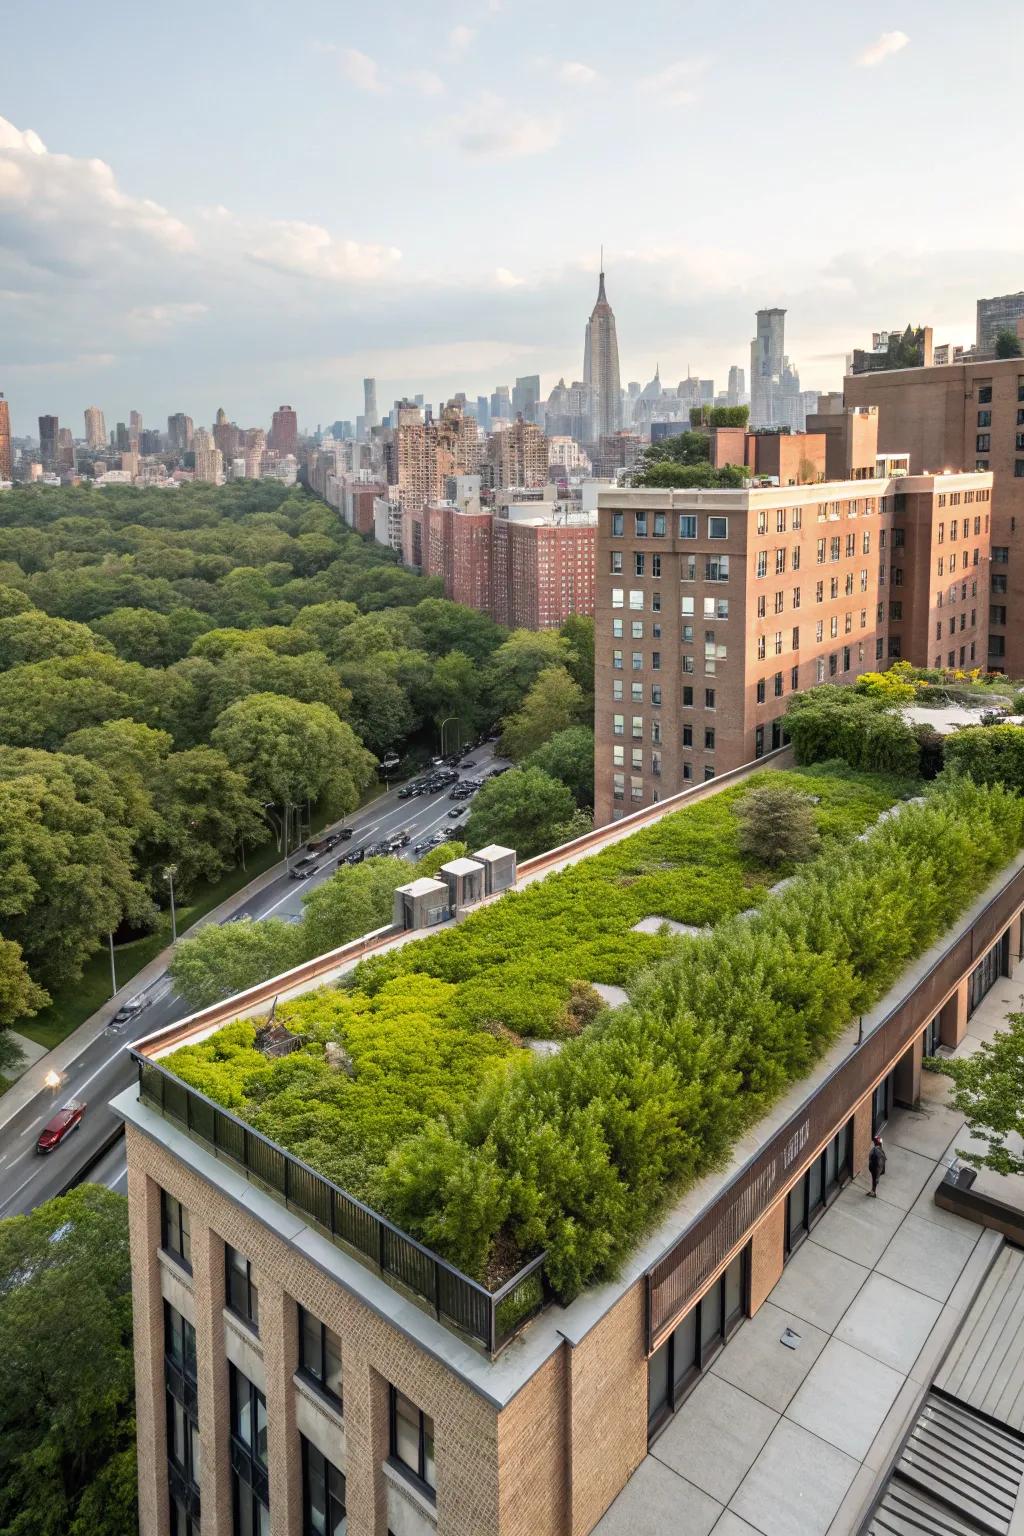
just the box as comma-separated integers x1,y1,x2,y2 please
0,746,507,1219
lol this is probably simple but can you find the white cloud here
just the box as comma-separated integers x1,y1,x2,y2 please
857,30,910,67
126,302,210,329
449,24,476,54
449,94,560,159
638,58,709,106
494,267,525,289
558,61,599,86
249,220,401,283
338,47,385,92
408,68,445,98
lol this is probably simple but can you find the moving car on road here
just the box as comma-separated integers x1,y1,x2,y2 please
36,1101,86,1154
448,807,467,819
288,855,322,880
106,994,152,1032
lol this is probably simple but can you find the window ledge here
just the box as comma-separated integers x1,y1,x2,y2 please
223,1307,262,1350
293,1372,343,1427
383,1458,437,1522
158,1247,194,1284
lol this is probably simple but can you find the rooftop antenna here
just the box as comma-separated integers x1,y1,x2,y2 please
600,243,603,274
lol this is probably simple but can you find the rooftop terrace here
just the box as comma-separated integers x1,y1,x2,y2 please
130,755,1024,1356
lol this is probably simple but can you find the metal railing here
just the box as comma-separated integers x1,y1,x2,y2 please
645,857,1024,1351
133,1054,548,1356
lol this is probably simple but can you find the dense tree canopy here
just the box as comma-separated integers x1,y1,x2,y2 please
464,765,582,857
0,483,594,1018
0,1186,137,1536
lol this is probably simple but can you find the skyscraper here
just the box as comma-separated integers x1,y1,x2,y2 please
38,414,59,470
84,406,107,449
583,266,621,441
363,378,379,432
129,409,143,445
192,428,223,484
750,308,787,428
727,367,746,407
0,394,11,481
512,375,541,421
269,405,298,455
167,413,194,452
57,427,75,472
977,292,1024,353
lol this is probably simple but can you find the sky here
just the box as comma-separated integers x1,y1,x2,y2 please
1,0,1023,438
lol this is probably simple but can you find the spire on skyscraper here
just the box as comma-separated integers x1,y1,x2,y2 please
583,261,621,441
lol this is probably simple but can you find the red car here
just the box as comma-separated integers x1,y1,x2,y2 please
36,1101,86,1154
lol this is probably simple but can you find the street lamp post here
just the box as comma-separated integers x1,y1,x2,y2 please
440,716,462,758
108,930,118,996
164,865,178,944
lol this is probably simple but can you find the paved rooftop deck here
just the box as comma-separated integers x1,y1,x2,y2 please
594,979,1024,1536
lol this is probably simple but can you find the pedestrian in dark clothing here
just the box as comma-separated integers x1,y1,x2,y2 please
868,1135,886,1197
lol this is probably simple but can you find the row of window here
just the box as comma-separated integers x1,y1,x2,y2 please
610,511,730,540
934,644,979,668
935,611,978,640
936,514,987,541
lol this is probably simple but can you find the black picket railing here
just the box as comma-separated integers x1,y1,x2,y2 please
133,1053,548,1356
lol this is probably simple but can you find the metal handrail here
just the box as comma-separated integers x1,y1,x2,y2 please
132,1051,548,1356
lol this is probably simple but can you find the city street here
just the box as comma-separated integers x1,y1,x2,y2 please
0,745,507,1218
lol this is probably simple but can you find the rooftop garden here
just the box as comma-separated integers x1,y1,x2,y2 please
162,763,1024,1304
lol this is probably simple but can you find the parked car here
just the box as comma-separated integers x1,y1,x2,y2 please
107,993,152,1031
336,827,353,841
36,1101,86,1154
397,785,418,799
413,838,434,854
489,764,511,776
307,830,349,853
288,855,322,880
344,847,365,864
387,832,411,850
460,759,477,769
447,807,467,820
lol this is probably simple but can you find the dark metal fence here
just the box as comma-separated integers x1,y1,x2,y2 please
133,1054,548,1356
646,860,1024,1351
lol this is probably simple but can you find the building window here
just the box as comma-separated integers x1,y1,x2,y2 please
632,651,643,671
612,649,623,670
775,548,786,575
611,512,624,537
161,1191,192,1274
634,513,647,537
705,554,730,582
978,385,993,404
230,1365,269,1534
756,679,766,704
631,620,644,639
609,552,622,574
298,1307,343,1409
165,1302,199,1533
651,684,662,705
976,434,991,452
226,1246,259,1333
611,587,623,609
705,688,716,710
774,671,784,697
653,512,667,537
978,409,991,427
629,589,644,610
302,1438,346,1536
647,1244,749,1435
707,516,728,540
992,606,1007,627
704,728,715,750
993,547,1009,564
756,550,768,579
682,686,693,707
678,514,697,539
755,725,765,758
703,766,716,781
612,772,625,801
682,724,693,748
634,552,646,577
389,1386,436,1495
612,714,624,736
786,1121,853,1255
652,554,662,578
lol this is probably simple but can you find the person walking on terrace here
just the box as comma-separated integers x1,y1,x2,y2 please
868,1134,887,1197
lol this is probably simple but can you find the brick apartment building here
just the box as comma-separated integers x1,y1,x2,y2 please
117,764,1024,1536
421,500,596,629
845,357,1024,674
593,453,992,825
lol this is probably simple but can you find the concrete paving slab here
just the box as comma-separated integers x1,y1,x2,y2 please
785,1338,904,1460
809,1183,905,1267
826,1464,884,1536
592,1456,722,1536
833,1272,942,1374
852,1143,934,1210
874,1212,979,1302
713,1514,765,1536
909,1157,982,1235
730,1419,859,1536
884,1102,965,1161
710,1301,828,1413
861,1375,926,1475
767,1242,870,1333
652,1374,779,1505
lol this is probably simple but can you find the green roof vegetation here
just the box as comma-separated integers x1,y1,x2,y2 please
166,762,926,1281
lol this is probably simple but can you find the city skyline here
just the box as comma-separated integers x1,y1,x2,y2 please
2,0,1022,430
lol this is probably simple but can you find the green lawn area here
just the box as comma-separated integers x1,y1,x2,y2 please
16,789,390,1052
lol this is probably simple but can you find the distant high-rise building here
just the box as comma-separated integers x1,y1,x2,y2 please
750,308,787,428
129,409,143,445
0,393,10,481
363,378,379,433
977,292,1024,354
192,428,223,484
115,421,130,453
84,406,106,449
213,411,240,462
490,385,511,422
512,375,541,421
583,267,621,441
38,414,59,470
727,366,746,407
167,413,194,452
57,427,75,472
484,416,548,490
140,429,162,455
269,404,298,455
476,395,491,433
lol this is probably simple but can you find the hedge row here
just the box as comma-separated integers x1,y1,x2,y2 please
376,777,1024,1294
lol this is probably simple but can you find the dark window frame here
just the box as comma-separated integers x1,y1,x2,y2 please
388,1385,436,1499
225,1246,259,1333
647,1244,749,1437
161,1190,192,1274
301,1435,347,1536
784,1120,853,1256
298,1305,343,1410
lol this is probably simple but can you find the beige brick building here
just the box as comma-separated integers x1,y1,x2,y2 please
845,357,1024,674
118,767,1024,1536
592,465,992,826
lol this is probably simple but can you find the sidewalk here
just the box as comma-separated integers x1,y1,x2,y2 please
594,979,1024,1536
0,849,298,1137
